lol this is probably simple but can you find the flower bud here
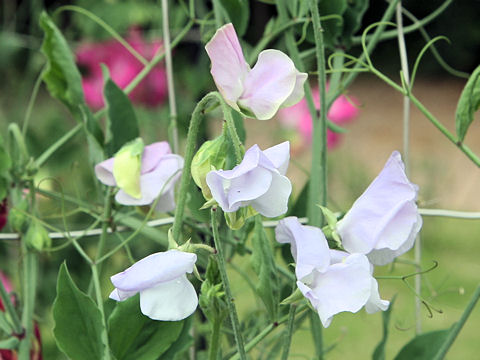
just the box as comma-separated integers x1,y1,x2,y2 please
112,138,144,199
191,135,229,200
8,197,28,233
25,219,51,252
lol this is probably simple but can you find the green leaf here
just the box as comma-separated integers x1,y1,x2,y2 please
108,295,184,360
39,12,85,112
372,296,395,360
218,0,250,36
53,263,106,360
159,316,193,359
250,216,279,321
103,66,140,156
393,329,450,360
456,65,480,142
342,0,369,48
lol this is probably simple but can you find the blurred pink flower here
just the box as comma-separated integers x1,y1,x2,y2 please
76,28,167,109
278,87,359,150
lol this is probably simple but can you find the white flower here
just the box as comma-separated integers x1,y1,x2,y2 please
109,250,198,321
206,141,292,217
276,217,389,328
337,151,422,265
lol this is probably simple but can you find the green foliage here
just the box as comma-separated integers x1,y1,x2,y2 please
0,135,11,200
159,316,194,359
103,66,140,156
39,12,85,112
372,297,395,360
218,0,250,36
455,65,480,142
53,263,106,360
24,219,51,251
251,216,279,321
199,256,227,322
394,329,450,360
108,295,184,360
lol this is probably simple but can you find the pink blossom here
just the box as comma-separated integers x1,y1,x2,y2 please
278,87,359,149
76,28,167,109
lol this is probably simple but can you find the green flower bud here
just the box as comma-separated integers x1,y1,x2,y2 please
25,219,51,251
191,135,229,200
224,206,257,230
9,198,28,233
113,138,144,199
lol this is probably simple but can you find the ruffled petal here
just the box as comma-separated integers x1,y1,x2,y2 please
109,288,137,301
238,50,297,120
300,254,372,328
365,278,390,314
250,173,291,217
281,71,308,108
141,142,171,174
205,23,249,109
262,141,290,175
140,274,198,321
94,158,116,186
337,151,421,260
111,250,197,292
275,217,330,279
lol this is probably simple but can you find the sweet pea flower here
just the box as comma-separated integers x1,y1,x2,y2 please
278,87,359,149
77,28,167,108
206,141,292,217
95,141,183,212
276,217,389,328
110,250,198,321
337,151,422,266
205,23,307,120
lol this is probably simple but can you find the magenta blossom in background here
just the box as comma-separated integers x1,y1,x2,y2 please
76,28,167,109
278,87,359,149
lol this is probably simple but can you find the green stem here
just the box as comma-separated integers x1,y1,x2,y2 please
212,0,223,28
0,276,22,335
54,5,148,65
161,0,179,153
211,208,246,360
281,304,297,360
433,284,480,360
91,264,112,360
208,315,222,360
17,251,37,360
22,69,43,136
326,0,400,110
35,123,82,168
222,105,243,163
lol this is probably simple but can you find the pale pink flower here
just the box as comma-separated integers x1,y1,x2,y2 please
77,28,167,108
278,87,359,149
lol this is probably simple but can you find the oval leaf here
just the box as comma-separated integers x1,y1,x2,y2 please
456,65,480,142
53,263,106,360
394,329,449,360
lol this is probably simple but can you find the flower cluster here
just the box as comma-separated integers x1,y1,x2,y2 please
77,28,167,109
275,151,422,327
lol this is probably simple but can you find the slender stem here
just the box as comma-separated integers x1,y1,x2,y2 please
171,92,216,243
419,208,480,219
22,70,43,136
208,316,222,360
212,0,223,28
35,123,82,168
0,277,22,335
211,208,246,360
281,304,297,360
161,0,179,153
222,105,243,163
17,252,37,360
91,264,112,360
54,5,148,65
396,1,421,334
433,284,480,360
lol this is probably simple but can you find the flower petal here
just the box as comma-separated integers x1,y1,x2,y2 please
337,151,421,259
262,141,290,175
281,71,308,108
205,23,249,109
300,254,372,328
140,274,198,321
249,173,291,217
275,217,330,279
111,250,197,292
141,142,171,174
238,50,297,120
365,278,390,314
95,158,116,186
109,288,137,301
115,154,183,206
